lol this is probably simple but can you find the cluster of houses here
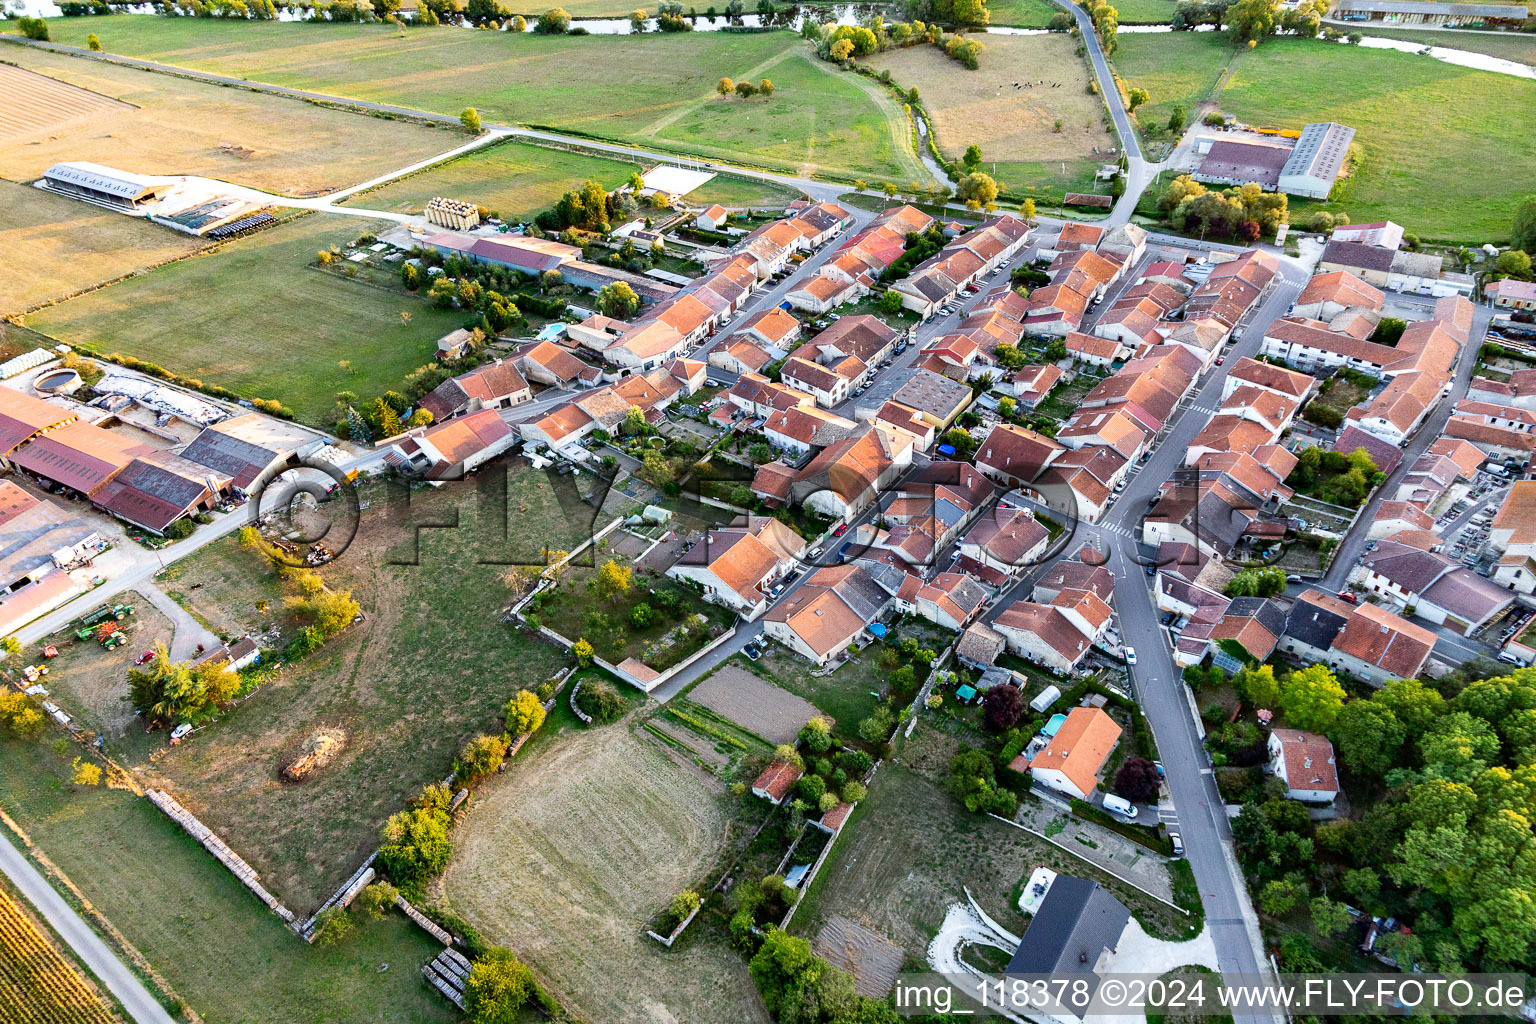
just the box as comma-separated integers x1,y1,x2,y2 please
784,205,935,315
1314,219,1472,298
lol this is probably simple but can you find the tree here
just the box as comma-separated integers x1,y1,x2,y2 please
460,107,483,133
949,749,1017,815
1126,87,1149,113
1513,194,1536,256
1114,757,1160,803
735,80,757,99
956,172,998,208
1020,197,1036,221
982,684,1023,732
1280,664,1346,733
456,734,508,784
595,559,633,602
1259,877,1301,916
1236,664,1280,709
377,804,452,892
1166,103,1188,134
1226,567,1286,598
127,644,239,727
963,143,983,170
1371,316,1408,345
630,7,646,30
596,282,640,319
0,636,20,657
356,881,399,920
465,948,535,1024
70,757,102,787
573,638,595,667
1310,896,1352,937
716,76,735,98
1496,250,1533,280
17,17,49,40
535,6,570,32
86,32,101,50
0,693,44,741
1227,0,1278,43
1331,699,1404,776
670,889,701,925
758,78,774,96
873,289,904,315
857,705,895,744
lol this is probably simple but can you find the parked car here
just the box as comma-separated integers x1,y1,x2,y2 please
809,546,824,558
1124,646,1138,665
833,524,848,537
1147,564,1157,577
1214,356,1224,366
1338,591,1358,604
135,651,155,666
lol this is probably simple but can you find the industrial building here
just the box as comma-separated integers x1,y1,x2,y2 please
1192,122,1355,199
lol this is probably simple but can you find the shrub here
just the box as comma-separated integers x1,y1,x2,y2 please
164,518,196,540
311,907,353,946
464,947,535,1023
575,677,627,723
797,774,826,802
455,734,508,785
355,881,399,920
377,804,452,895
18,16,50,39
504,689,547,735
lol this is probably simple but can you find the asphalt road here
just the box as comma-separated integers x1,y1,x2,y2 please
0,833,178,1024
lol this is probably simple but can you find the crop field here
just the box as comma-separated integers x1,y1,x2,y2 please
0,44,456,195
688,664,823,744
790,723,1193,959
868,33,1115,193
0,182,201,314
39,16,923,183
135,469,583,911
441,720,771,1024
25,214,463,425
0,883,117,1024
343,139,643,220
0,61,130,144
1114,35,1536,241
0,733,456,1024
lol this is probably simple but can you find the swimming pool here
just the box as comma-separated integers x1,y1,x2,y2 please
1043,713,1068,737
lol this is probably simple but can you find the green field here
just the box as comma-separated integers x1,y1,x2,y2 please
1111,30,1239,136
37,16,922,183
0,734,457,1024
1115,34,1536,242
1348,27,1536,67
984,0,1059,26
25,214,461,425
346,139,643,219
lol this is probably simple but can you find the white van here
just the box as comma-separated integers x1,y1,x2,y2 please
1102,794,1136,820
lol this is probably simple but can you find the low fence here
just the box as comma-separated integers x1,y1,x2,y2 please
523,609,740,694
645,903,701,948
146,788,294,923
397,895,454,946
297,855,376,940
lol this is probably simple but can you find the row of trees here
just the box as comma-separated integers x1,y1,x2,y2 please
714,76,777,99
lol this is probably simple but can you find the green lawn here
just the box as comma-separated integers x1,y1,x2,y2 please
38,16,921,183
1114,34,1536,242
1099,0,1180,21
681,173,805,209
346,139,643,220
25,214,461,425
0,734,457,1024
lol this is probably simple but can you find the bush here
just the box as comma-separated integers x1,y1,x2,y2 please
455,734,508,785
18,16,50,39
575,676,628,723
377,803,452,896
503,689,547,735
164,518,196,541
464,947,535,1023
311,906,353,946
355,881,399,920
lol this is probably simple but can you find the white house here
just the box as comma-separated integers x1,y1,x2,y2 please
1267,729,1339,805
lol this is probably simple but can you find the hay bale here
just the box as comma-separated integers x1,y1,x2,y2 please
282,728,346,782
